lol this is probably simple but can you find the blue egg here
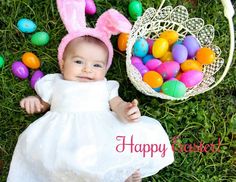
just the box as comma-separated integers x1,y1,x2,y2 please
17,18,37,33
172,44,188,63
142,54,154,64
183,36,200,58
133,38,149,57
153,87,161,92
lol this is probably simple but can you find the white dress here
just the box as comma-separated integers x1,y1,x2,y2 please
7,73,174,182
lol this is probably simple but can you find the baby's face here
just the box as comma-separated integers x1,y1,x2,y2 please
61,39,108,82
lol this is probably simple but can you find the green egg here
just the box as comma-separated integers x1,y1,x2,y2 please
162,80,187,98
0,56,4,68
128,0,142,20
31,32,50,46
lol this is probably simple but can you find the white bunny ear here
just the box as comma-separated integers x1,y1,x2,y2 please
57,0,86,33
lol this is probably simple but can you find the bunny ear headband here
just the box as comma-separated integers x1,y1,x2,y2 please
57,0,132,70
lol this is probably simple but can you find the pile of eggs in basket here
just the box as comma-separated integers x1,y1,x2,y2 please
131,30,216,98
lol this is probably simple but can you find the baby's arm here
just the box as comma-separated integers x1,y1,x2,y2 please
20,96,50,114
109,96,141,123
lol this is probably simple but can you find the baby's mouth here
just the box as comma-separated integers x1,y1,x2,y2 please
77,76,93,81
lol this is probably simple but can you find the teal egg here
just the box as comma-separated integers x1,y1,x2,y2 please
0,56,4,68
128,0,143,20
133,38,148,57
31,32,50,46
162,80,187,98
17,18,37,33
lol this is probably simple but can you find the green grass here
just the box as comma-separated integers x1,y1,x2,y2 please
0,0,236,181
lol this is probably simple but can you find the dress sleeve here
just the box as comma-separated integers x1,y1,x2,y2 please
34,74,61,104
107,80,120,100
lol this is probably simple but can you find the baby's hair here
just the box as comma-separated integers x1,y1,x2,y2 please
62,35,109,61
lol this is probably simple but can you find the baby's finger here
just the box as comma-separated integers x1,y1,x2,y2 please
25,100,31,114
132,99,138,106
20,99,26,109
127,106,139,116
128,112,141,121
35,99,42,112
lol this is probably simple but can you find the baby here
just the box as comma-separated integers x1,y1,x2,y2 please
20,36,142,182
7,1,174,182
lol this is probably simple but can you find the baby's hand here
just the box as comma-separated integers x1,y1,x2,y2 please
124,99,141,122
20,96,49,114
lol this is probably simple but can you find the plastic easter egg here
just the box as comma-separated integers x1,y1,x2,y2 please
162,80,187,98
172,44,188,63
11,61,29,79
156,61,180,80
0,56,4,68
146,39,154,54
153,87,161,92
31,32,50,46
17,18,37,33
118,33,129,52
22,52,40,69
160,30,179,45
196,47,215,65
180,70,203,88
142,54,154,64
160,51,173,62
145,59,162,70
131,56,142,65
183,35,200,58
176,72,182,80
133,63,149,76
181,59,202,72
128,0,143,20
143,71,163,88
133,38,149,57
152,38,169,58
85,0,96,15
30,70,44,89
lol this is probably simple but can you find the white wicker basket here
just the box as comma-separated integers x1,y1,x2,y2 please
126,1,235,100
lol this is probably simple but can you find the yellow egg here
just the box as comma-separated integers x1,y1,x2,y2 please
160,30,179,45
181,59,203,72
160,51,173,62
152,38,169,58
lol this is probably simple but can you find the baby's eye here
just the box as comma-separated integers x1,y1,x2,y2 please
74,60,83,64
93,64,103,68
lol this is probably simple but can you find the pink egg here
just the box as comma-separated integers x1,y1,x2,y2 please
180,70,203,88
131,56,142,65
146,38,154,54
156,61,180,80
145,59,162,70
85,0,96,15
30,70,44,89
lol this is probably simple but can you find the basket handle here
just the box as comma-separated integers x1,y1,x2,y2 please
204,0,235,93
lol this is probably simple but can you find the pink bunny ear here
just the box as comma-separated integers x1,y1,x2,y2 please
57,0,86,33
95,9,132,39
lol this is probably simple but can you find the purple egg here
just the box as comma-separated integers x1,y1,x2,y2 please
11,61,29,79
145,59,162,70
85,0,96,15
183,35,200,58
142,54,154,64
172,44,188,63
180,70,203,88
156,61,180,80
30,70,44,89
133,62,149,76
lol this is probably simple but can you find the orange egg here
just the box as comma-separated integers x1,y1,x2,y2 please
152,38,169,58
143,71,163,88
196,47,215,65
181,59,203,72
160,30,179,45
117,33,129,52
160,51,173,62
22,52,40,69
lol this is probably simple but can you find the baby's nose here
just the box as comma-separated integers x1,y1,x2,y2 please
82,65,92,73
